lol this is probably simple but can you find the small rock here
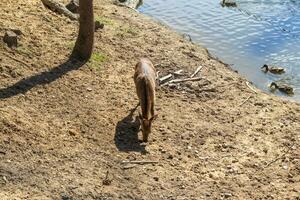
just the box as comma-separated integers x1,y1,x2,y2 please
115,0,143,9
153,177,159,181
95,21,104,31
68,129,77,136
167,154,173,159
3,31,18,48
282,164,288,170
61,193,71,200
223,193,232,198
87,87,93,91
159,148,166,154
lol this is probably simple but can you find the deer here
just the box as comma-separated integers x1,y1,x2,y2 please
134,58,158,142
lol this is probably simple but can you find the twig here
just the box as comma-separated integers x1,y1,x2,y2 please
264,143,295,168
246,81,257,94
3,52,32,68
190,66,203,78
156,71,160,80
102,170,112,185
169,77,203,84
159,74,173,84
122,164,137,169
121,160,159,165
238,95,252,107
172,69,184,76
161,77,204,86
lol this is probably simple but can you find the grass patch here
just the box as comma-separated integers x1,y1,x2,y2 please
95,16,114,26
116,25,139,38
88,52,108,70
66,41,75,49
16,46,34,56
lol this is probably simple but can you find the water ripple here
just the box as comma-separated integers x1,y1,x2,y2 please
140,0,300,100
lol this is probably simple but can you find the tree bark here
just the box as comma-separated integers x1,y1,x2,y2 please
71,0,94,61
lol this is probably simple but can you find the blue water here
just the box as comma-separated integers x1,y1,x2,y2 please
139,0,300,101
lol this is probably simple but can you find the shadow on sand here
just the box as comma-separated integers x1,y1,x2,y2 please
114,104,147,154
0,59,86,99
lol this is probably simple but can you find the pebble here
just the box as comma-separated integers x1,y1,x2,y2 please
159,148,166,154
3,30,18,47
223,192,232,198
95,21,104,31
282,164,288,170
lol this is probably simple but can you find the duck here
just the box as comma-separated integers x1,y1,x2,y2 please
261,64,285,74
269,82,294,95
221,0,237,7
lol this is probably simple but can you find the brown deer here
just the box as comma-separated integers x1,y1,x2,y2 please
134,58,157,142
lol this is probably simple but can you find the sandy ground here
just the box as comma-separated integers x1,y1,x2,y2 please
0,0,299,199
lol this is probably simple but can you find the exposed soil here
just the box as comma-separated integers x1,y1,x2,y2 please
0,0,299,199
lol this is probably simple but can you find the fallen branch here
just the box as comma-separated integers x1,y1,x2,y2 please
173,69,184,76
246,81,257,94
41,0,79,20
159,74,173,84
169,77,203,84
121,160,159,165
190,66,203,78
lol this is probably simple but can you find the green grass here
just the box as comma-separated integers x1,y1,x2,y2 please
95,16,114,26
16,46,34,56
116,26,139,38
66,41,75,49
88,52,108,70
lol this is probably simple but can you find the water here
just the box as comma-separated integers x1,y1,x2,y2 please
139,0,300,101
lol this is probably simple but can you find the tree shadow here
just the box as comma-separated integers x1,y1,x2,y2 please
114,104,147,154
0,58,86,99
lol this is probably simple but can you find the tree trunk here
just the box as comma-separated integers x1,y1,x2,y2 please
71,0,94,61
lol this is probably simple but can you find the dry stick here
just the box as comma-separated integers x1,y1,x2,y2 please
264,143,295,168
3,52,32,68
121,160,159,165
238,95,252,107
41,0,79,20
169,77,203,84
173,69,184,76
159,74,173,84
246,81,257,94
190,66,203,78
161,77,203,86
156,71,160,80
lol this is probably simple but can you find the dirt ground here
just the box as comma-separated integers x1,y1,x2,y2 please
0,0,299,199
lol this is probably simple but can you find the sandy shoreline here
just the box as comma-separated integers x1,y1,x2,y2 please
0,0,299,199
